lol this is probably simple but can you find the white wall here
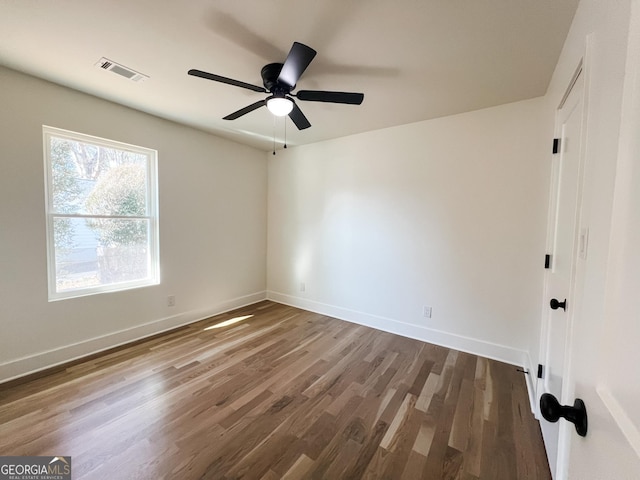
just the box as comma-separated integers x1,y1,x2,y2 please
542,0,640,478
267,97,551,372
0,66,267,381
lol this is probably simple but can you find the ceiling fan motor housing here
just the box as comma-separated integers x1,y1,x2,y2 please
261,63,291,93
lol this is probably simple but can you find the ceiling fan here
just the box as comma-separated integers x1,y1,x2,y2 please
188,42,364,130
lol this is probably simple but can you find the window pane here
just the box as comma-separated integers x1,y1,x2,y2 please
53,217,151,293
45,126,158,301
50,136,149,216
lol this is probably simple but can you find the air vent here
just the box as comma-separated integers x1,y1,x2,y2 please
95,57,149,83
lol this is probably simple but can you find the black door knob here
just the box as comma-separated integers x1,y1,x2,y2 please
540,393,588,437
550,298,567,311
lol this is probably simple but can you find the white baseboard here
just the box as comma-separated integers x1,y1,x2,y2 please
267,291,528,369
0,291,267,384
597,384,640,461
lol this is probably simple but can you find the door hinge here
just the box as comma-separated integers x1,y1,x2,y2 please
537,364,544,379
545,254,551,269
552,138,560,154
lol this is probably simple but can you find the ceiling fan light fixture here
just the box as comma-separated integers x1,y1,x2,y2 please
267,97,293,116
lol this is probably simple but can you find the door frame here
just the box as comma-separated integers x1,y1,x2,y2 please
537,41,593,479
597,0,640,460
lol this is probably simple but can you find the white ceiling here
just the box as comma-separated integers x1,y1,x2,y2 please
0,0,579,151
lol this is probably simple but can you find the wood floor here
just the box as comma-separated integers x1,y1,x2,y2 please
0,301,550,479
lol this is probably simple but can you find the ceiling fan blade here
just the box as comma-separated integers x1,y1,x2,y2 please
296,90,364,105
188,69,266,93
278,42,317,88
223,100,266,120
288,101,311,130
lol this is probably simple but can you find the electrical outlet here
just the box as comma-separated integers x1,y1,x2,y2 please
423,305,432,318
167,295,176,307
300,282,306,292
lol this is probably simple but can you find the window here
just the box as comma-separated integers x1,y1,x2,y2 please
43,126,159,300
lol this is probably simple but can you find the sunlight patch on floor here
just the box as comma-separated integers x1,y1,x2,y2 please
204,315,254,330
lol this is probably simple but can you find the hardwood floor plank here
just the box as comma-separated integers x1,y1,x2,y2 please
380,393,417,450
281,454,314,480
415,371,440,412
462,381,485,477
342,419,388,479
379,405,424,479
0,301,550,479
442,446,464,480
305,395,366,479
448,378,475,451
259,470,281,480
413,418,436,457
400,451,427,480
224,433,298,480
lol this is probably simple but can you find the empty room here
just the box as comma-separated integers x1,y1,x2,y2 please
1,0,639,479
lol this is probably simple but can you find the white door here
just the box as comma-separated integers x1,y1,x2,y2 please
539,66,585,477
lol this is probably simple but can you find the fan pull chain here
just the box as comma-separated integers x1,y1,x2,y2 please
284,117,287,149
272,114,276,155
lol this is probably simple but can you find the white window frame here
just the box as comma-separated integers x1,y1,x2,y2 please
43,126,160,301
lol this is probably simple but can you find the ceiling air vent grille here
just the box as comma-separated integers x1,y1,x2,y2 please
95,57,148,83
